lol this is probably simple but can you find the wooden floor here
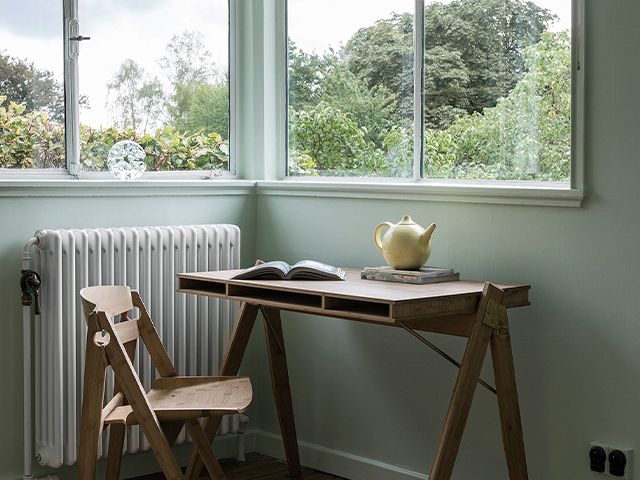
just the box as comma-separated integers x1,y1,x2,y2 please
131,453,344,479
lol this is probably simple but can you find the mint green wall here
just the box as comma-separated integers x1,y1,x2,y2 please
248,1,640,478
0,189,256,479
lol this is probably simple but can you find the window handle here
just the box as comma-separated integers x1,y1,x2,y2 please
70,35,91,42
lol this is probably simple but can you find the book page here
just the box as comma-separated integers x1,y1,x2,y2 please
288,260,346,280
291,260,340,275
232,261,290,280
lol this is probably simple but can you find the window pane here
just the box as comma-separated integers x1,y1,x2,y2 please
423,0,571,183
79,0,230,173
0,0,65,169
288,0,414,177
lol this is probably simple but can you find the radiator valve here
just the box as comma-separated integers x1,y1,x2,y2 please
20,269,41,315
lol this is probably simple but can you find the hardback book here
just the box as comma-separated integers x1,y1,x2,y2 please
361,266,459,285
232,260,346,281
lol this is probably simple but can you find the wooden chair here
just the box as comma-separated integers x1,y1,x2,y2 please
77,285,252,480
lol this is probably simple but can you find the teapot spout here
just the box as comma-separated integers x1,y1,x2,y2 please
421,223,436,246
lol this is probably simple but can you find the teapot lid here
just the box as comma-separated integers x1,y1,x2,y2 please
399,215,416,225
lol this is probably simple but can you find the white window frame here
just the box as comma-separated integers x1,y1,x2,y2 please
0,0,238,180
278,0,585,205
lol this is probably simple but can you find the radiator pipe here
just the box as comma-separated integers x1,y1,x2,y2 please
22,238,59,480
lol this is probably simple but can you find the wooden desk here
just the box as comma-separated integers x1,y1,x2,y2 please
178,268,531,480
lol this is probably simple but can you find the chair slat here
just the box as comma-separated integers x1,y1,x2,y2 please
112,319,140,344
101,392,124,425
131,291,178,378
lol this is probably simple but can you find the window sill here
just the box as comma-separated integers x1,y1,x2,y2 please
0,175,584,206
0,177,256,197
256,179,584,207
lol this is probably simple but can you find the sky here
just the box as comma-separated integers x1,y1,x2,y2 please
0,0,571,128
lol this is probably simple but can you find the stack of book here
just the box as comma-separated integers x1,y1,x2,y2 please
361,266,459,285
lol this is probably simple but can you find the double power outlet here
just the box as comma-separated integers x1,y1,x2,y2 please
590,442,633,479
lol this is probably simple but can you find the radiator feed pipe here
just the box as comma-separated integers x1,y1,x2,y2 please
22,238,60,480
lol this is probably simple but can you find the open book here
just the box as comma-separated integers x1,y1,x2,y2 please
232,260,346,281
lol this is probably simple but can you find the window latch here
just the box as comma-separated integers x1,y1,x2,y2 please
70,35,91,42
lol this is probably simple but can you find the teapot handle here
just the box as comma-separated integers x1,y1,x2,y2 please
374,222,393,251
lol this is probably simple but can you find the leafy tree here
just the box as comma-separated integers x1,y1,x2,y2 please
318,63,397,147
159,31,228,136
424,46,469,129
172,80,229,138
106,59,164,133
426,31,571,181
425,0,555,116
288,42,337,109
0,52,65,122
340,0,555,129
343,13,414,123
289,102,385,174
159,31,213,87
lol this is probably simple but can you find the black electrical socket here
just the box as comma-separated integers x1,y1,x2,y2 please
590,446,607,473
609,449,627,477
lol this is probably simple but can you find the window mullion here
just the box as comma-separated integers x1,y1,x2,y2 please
571,0,585,192
63,0,81,176
413,0,425,180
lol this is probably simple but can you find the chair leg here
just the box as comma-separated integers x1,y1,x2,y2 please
187,419,227,480
106,424,126,480
185,303,259,480
78,325,108,480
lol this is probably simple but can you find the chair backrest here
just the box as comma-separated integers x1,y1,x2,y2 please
80,285,178,377
79,286,191,479
79,286,179,429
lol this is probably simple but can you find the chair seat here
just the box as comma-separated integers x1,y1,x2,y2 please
104,376,252,426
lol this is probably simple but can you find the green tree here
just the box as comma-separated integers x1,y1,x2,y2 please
288,42,337,109
289,102,385,174
340,0,554,129
159,31,213,87
106,59,164,133
343,13,414,123
159,31,228,137
426,31,571,181
0,52,65,122
318,63,397,147
426,0,555,116
172,80,229,138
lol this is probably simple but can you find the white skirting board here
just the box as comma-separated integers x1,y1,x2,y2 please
254,430,428,480
7,432,257,480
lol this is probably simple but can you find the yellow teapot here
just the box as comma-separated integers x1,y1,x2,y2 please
374,215,436,270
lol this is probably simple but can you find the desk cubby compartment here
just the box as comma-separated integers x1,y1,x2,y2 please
323,296,390,320
227,284,322,308
178,278,226,295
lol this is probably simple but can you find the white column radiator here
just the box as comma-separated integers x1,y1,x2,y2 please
29,224,241,469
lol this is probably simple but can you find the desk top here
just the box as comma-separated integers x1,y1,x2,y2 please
177,268,530,335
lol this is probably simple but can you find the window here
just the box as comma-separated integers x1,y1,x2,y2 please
287,0,415,177
0,0,231,176
0,0,65,169
287,0,578,186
